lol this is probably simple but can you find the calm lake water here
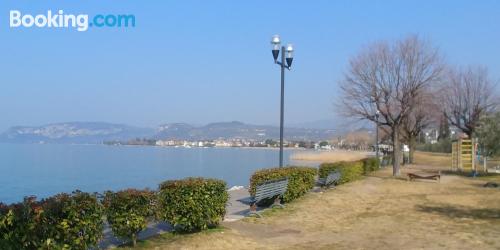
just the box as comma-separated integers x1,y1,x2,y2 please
0,143,312,204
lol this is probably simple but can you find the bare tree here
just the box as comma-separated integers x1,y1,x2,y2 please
339,35,444,176
441,66,498,138
400,90,439,163
345,130,373,150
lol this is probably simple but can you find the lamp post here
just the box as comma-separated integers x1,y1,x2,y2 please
375,110,380,160
271,35,294,168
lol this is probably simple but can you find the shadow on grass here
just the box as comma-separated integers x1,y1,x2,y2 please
416,204,500,220
441,170,500,178
241,200,303,223
118,226,226,249
365,174,411,182
118,232,175,249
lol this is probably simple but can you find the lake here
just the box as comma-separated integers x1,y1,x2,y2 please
0,143,313,204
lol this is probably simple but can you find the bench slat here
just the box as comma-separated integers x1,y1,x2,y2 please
319,171,341,186
256,186,287,193
256,185,287,191
252,179,288,203
256,183,288,192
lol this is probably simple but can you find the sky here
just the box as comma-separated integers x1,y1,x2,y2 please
1,0,499,131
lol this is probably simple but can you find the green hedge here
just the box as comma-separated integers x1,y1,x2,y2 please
381,155,392,166
249,166,317,203
48,191,104,249
416,139,452,153
0,191,104,250
3,166,329,244
157,177,228,232
319,161,364,184
362,157,380,174
0,203,10,249
319,158,380,185
1,177,230,246
103,189,155,246
0,197,44,250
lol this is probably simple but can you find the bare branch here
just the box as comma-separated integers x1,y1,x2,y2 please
440,66,498,137
338,35,444,175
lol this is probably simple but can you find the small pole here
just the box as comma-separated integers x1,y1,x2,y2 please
279,46,285,168
472,138,476,172
458,138,462,171
484,156,487,173
375,116,379,160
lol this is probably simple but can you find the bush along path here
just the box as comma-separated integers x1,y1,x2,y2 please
102,189,156,247
0,158,380,249
228,158,381,221
0,177,229,249
0,191,104,250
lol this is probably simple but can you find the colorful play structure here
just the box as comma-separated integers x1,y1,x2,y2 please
451,138,491,173
451,138,475,171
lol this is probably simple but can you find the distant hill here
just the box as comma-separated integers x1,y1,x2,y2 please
0,121,339,144
289,119,340,130
0,122,155,144
154,121,337,141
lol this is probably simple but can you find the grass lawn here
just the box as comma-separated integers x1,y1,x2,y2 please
117,228,226,250
116,152,500,250
414,151,451,167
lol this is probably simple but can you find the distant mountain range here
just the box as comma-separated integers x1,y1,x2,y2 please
0,121,339,144
289,119,341,130
0,122,154,144
155,121,337,141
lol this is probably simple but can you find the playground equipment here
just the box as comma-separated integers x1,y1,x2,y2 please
451,138,476,172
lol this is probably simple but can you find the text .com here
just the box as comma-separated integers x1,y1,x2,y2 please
9,10,135,32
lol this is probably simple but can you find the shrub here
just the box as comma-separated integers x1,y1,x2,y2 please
361,157,380,174
157,177,228,232
0,192,104,250
249,166,317,203
0,203,10,248
41,191,104,249
319,161,364,184
381,155,393,166
103,189,155,246
319,158,380,185
0,203,15,249
0,197,45,249
416,139,452,153
477,112,500,157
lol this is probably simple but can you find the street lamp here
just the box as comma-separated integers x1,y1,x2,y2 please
271,34,294,167
375,110,380,161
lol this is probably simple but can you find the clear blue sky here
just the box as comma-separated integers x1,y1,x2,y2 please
1,0,499,131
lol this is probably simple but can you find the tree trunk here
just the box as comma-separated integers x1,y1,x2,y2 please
409,134,416,164
465,130,473,139
132,233,137,247
392,127,401,176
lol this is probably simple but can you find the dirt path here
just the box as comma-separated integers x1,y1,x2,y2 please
128,164,500,249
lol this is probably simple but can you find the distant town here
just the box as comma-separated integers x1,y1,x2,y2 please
102,125,461,154
104,138,332,150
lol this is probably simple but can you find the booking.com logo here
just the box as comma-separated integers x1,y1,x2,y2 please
9,10,135,32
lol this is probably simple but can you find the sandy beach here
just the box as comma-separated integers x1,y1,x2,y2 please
291,150,371,163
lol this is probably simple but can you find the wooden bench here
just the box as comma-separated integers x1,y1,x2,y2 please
407,171,441,182
318,170,341,187
249,178,288,217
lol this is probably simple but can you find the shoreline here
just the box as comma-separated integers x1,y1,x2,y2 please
291,150,372,163
0,142,309,151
